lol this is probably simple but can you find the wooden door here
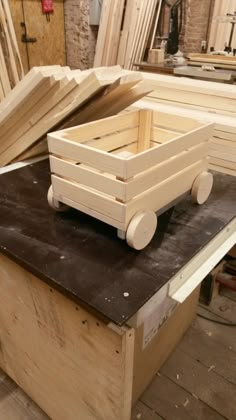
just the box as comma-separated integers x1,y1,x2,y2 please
9,0,66,72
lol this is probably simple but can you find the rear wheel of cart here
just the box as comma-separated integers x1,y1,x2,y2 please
191,171,213,205
47,185,69,212
126,210,157,250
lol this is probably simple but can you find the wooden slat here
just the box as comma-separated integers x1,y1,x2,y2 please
125,142,208,201
48,135,127,178
125,124,212,178
52,175,126,223
161,347,236,419
85,127,139,152
125,160,207,223
62,111,140,142
50,156,126,201
0,72,105,166
138,109,152,152
151,126,182,143
67,73,142,125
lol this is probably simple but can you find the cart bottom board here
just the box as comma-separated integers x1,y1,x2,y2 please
0,253,199,420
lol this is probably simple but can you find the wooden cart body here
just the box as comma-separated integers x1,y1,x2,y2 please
47,109,214,248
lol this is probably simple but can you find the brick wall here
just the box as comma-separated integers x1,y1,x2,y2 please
64,0,97,69
183,0,214,53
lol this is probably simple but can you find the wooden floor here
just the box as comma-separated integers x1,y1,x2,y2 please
0,292,235,420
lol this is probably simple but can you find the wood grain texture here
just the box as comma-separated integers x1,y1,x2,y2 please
0,253,134,420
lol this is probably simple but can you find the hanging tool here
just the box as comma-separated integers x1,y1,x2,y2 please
42,0,54,22
166,0,183,55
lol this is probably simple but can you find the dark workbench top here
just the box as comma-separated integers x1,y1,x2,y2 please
0,160,235,325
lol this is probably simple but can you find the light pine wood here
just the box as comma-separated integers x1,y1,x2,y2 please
68,73,142,125
191,171,214,204
51,175,126,223
0,253,135,420
48,109,212,247
50,156,126,201
126,210,157,250
62,111,140,142
125,160,208,224
125,124,213,178
138,109,152,152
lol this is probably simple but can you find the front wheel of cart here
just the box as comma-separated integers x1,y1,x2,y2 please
47,185,69,212
126,210,157,250
191,171,213,205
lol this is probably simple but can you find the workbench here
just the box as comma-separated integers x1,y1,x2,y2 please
174,65,235,83
0,159,235,420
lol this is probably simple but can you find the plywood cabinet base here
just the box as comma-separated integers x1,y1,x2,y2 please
0,253,199,419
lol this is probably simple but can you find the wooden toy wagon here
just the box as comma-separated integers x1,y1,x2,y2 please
47,109,214,250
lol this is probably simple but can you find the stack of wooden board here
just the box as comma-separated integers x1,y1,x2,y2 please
135,98,236,177
94,0,159,69
0,0,24,98
141,72,236,117
0,65,151,166
187,53,236,71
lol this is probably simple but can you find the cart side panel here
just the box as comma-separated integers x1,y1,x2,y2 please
125,124,213,178
125,142,208,201
49,156,127,201
51,175,126,224
125,159,208,225
48,135,128,178
61,110,140,142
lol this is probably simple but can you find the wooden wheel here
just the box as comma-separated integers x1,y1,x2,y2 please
191,171,213,205
47,185,69,212
126,211,157,250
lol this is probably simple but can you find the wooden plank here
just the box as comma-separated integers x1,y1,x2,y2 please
207,295,236,323
148,87,236,114
209,164,236,176
86,127,139,152
0,76,70,155
126,160,207,223
214,131,236,142
125,142,208,201
0,369,48,419
132,401,162,420
151,127,182,143
142,70,236,100
153,110,203,132
2,0,24,78
67,73,142,125
161,347,236,419
0,1,19,85
0,41,11,95
48,135,127,178
51,175,126,223
125,124,212,178
142,372,224,420
62,111,140,142
97,81,152,119
209,157,236,171
209,150,236,163
138,109,152,152
194,314,236,353
0,253,134,420
179,326,236,385
0,72,108,166
16,138,48,162
50,156,126,201
93,0,112,66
